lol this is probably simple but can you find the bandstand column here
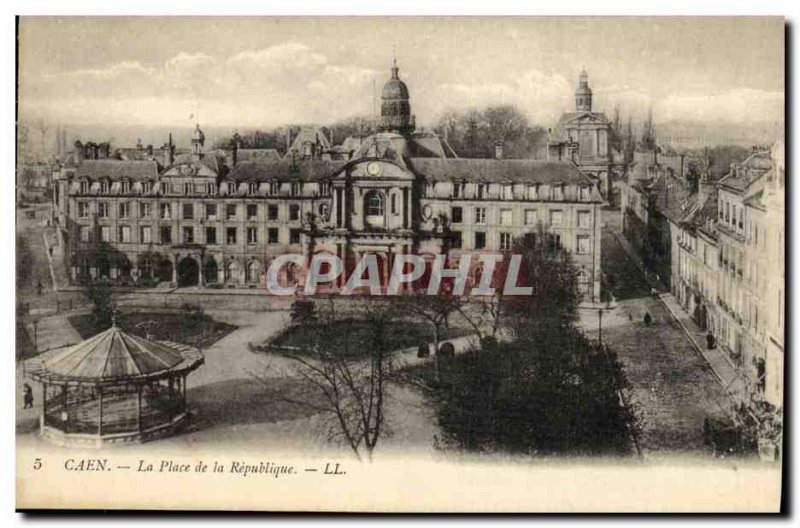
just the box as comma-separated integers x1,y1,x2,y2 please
136,385,142,433
98,386,103,435
42,383,47,425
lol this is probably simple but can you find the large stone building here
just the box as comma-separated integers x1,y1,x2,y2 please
55,61,605,301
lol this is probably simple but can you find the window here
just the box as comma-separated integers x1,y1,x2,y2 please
118,226,131,243
500,232,512,251
268,204,279,221
365,191,384,216
475,207,487,225
550,210,563,227
206,203,217,220
452,231,462,249
182,203,194,220
269,181,279,195
247,204,258,220
100,180,110,194
577,235,590,254
80,180,90,194
578,210,591,228
320,181,331,196
205,227,217,245
391,193,398,215
580,186,591,201
290,228,301,245
477,184,487,200
205,183,216,195
319,203,329,219
98,202,110,218
528,184,539,200
248,181,258,195
226,227,237,244
78,202,90,218
160,226,172,244
226,204,237,220
451,206,463,224
499,208,513,226
247,227,258,245
246,261,261,284
140,226,152,244
525,209,537,226
453,182,464,198
552,185,564,201
268,227,279,244
183,182,192,195
502,185,513,200
226,182,235,194
475,232,486,249
291,181,301,196
160,203,171,220
100,226,111,242
577,270,590,294
142,181,153,194
182,226,193,244
139,202,151,218
79,226,90,242
289,204,300,221
121,180,131,193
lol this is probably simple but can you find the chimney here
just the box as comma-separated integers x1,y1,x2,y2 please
232,132,242,166
494,141,504,160
146,144,153,157
163,133,174,166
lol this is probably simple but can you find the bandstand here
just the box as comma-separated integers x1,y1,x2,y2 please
24,322,204,447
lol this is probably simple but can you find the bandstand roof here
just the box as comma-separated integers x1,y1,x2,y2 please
24,325,203,385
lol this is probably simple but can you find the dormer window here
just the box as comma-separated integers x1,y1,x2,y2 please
320,180,331,196
552,184,564,201
206,182,216,195
248,181,258,195
580,186,591,201
269,181,279,195
100,180,110,194
477,183,487,200
226,181,235,194
426,182,436,197
453,182,464,199
502,184,513,200
142,181,153,194
291,181,301,196
121,180,131,193
183,182,192,195
80,180,90,194
528,184,539,200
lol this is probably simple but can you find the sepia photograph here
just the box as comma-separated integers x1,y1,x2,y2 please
13,14,786,513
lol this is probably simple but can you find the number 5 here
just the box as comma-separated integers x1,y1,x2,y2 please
33,458,41,470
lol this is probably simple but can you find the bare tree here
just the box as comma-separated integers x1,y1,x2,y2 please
261,305,395,462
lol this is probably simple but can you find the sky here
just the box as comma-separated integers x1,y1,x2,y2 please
18,17,784,134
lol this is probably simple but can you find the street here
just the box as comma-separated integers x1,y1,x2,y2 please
599,209,731,457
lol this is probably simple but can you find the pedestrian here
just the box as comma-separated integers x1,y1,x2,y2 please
23,383,34,409
706,332,716,350
644,312,652,326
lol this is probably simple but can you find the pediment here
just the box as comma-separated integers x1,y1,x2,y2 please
339,159,415,181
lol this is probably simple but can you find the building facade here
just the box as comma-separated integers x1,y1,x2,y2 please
56,61,605,302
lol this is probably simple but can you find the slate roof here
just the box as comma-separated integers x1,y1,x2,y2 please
74,160,160,181
236,149,282,164
226,159,347,182
681,189,719,240
719,150,772,192
410,158,598,186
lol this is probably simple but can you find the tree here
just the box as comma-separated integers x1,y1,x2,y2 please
641,107,656,151
264,305,394,462
82,281,114,330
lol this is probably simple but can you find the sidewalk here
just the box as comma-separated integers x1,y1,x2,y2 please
658,293,749,407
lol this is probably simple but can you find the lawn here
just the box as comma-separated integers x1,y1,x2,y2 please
69,310,237,349
265,319,472,358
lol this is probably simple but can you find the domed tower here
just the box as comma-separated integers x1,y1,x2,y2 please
575,70,593,112
191,123,205,158
380,59,413,134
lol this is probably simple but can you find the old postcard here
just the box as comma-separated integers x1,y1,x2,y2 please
15,16,784,512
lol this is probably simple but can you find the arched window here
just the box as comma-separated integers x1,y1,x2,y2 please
245,260,261,283
248,181,258,195
365,191,384,216
364,190,385,228
226,260,239,283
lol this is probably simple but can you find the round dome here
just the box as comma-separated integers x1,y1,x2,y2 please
382,77,409,100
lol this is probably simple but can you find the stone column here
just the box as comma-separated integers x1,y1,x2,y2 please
198,255,204,286
171,254,178,286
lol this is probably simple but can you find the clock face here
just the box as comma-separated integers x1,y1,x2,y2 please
366,162,381,176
